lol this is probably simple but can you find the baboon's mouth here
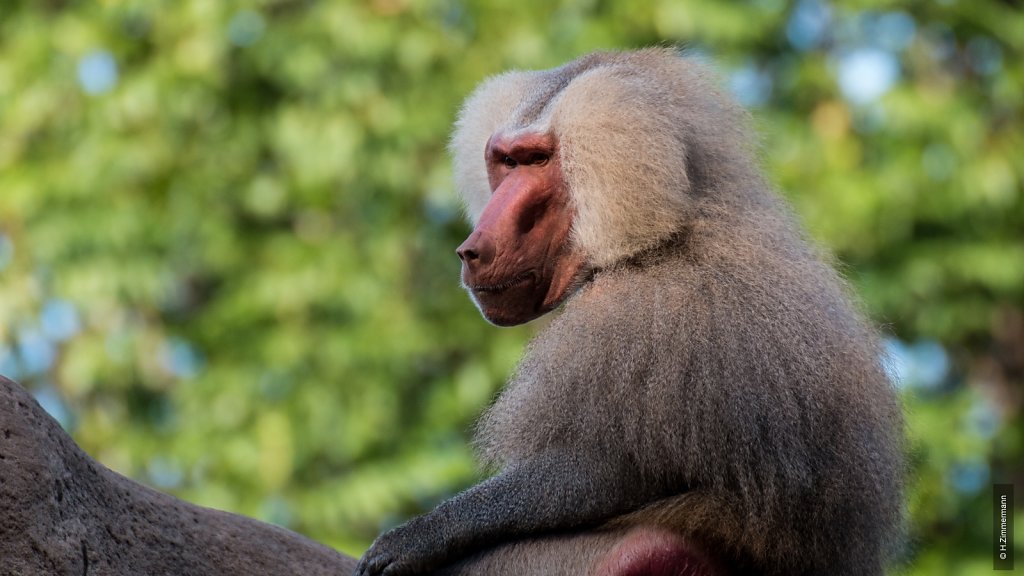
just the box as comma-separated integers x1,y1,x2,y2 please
468,272,534,294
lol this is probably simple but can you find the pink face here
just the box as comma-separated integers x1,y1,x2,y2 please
456,132,587,326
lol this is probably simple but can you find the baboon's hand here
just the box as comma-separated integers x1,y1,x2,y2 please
354,517,446,576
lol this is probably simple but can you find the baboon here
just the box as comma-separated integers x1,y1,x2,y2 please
356,48,904,576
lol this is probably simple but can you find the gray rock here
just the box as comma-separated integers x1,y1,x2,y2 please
0,375,358,576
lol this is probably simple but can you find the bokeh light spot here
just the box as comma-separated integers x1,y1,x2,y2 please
17,329,55,375
77,50,119,95
228,10,266,47
161,338,203,379
730,64,774,107
786,0,832,51
836,47,900,105
966,36,1003,76
41,300,81,342
870,11,916,52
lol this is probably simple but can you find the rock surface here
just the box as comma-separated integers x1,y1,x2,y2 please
0,375,358,576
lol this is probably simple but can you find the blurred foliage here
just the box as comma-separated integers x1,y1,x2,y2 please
0,0,1020,572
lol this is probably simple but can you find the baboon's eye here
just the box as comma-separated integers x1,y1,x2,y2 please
525,153,549,166
502,155,518,169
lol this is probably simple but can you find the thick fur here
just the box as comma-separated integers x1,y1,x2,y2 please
366,49,904,575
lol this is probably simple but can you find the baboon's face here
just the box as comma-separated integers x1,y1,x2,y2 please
456,131,586,326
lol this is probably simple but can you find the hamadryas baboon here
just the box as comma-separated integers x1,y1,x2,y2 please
356,48,904,576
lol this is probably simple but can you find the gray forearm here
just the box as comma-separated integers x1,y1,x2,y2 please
356,454,646,575
427,455,646,554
